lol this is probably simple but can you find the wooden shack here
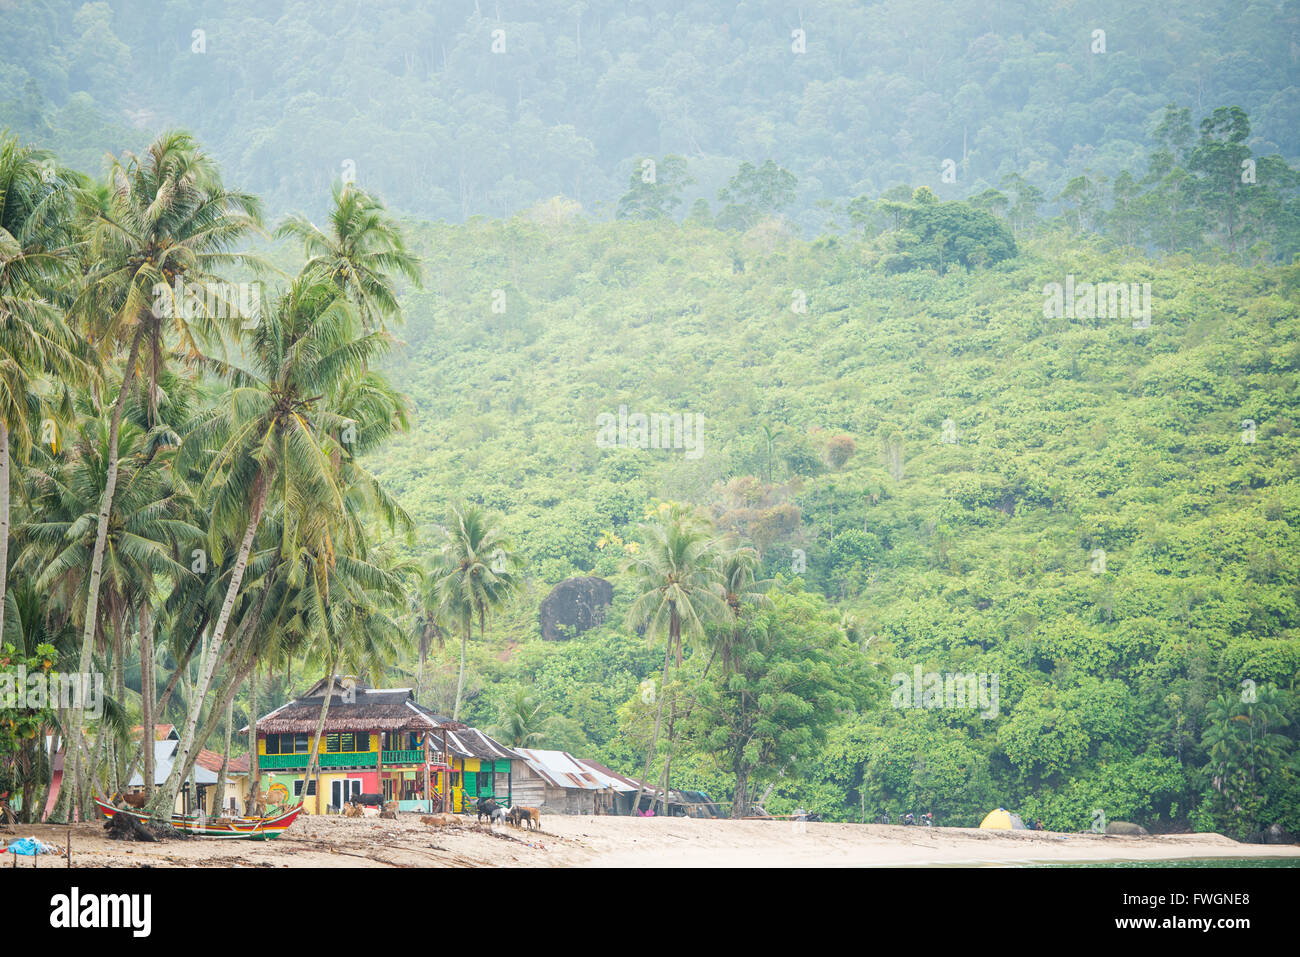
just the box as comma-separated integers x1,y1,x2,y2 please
510,748,644,814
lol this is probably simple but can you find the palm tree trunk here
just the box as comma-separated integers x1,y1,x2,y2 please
149,478,266,817
67,329,142,815
140,601,154,800
628,632,673,818
122,619,206,790
301,657,338,814
169,651,255,812
452,621,469,721
111,614,126,796
0,419,10,647
659,707,675,816
212,694,233,815
248,664,260,815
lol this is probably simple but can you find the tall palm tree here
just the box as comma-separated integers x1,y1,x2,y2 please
3,579,78,821
428,503,520,721
411,574,448,706
1201,685,1291,836
149,277,390,816
709,543,773,675
66,131,262,817
291,540,408,810
0,134,92,647
622,504,726,817
275,182,421,329
18,411,199,813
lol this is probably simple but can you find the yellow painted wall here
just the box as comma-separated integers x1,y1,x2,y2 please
204,776,249,816
257,732,376,755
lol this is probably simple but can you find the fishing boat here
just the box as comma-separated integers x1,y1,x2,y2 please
94,798,303,840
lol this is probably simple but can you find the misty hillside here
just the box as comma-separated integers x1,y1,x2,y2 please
2,0,1296,224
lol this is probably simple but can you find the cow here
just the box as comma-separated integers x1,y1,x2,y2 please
420,814,455,828
491,806,508,825
509,805,540,830
476,797,500,823
348,792,384,807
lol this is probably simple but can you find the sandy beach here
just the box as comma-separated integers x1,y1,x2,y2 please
5,815,1299,868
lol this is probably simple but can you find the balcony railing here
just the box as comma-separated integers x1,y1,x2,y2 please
256,749,427,770
381,749,424,765
257,752,375,770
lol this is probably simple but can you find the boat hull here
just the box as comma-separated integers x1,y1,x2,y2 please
94,798,302,840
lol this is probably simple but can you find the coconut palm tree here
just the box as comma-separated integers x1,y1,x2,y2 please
275,182,421,329
1201,685,1292,837
3,579,78,821
0,134,92,647
66,131,262,816
18,409,201,812
622,503,726,817
149,277,390,816
410,577,448,707
709,543,773,675
427,503,520,721
290,540,408,809
492,686,548,749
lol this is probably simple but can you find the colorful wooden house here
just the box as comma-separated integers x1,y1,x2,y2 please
242,678,518,815
426,721,520,812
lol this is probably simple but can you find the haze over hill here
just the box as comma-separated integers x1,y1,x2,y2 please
2,0,1297,226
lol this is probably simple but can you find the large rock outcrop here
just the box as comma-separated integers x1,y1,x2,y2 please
539,576,613,641
1104,821,1149,836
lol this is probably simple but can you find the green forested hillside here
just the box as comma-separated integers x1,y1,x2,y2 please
375,212,1300,832
1,1,1297,841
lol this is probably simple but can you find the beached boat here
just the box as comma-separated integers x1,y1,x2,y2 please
94,798,302,840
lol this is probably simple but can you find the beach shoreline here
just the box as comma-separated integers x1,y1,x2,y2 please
5,815,1299,868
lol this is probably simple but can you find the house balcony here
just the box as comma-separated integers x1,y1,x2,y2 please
381,749,425,765
256,749,426,770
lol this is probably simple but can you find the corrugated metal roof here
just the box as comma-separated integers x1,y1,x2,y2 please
575,758,643,792
435,727,521,761
129,741,219,786
514,748,629,791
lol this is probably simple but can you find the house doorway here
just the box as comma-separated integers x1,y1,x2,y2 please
331,778,361,810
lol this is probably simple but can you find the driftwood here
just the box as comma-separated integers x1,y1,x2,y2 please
104,813,189,842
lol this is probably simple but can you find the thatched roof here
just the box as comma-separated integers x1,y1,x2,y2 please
239,677,449,735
